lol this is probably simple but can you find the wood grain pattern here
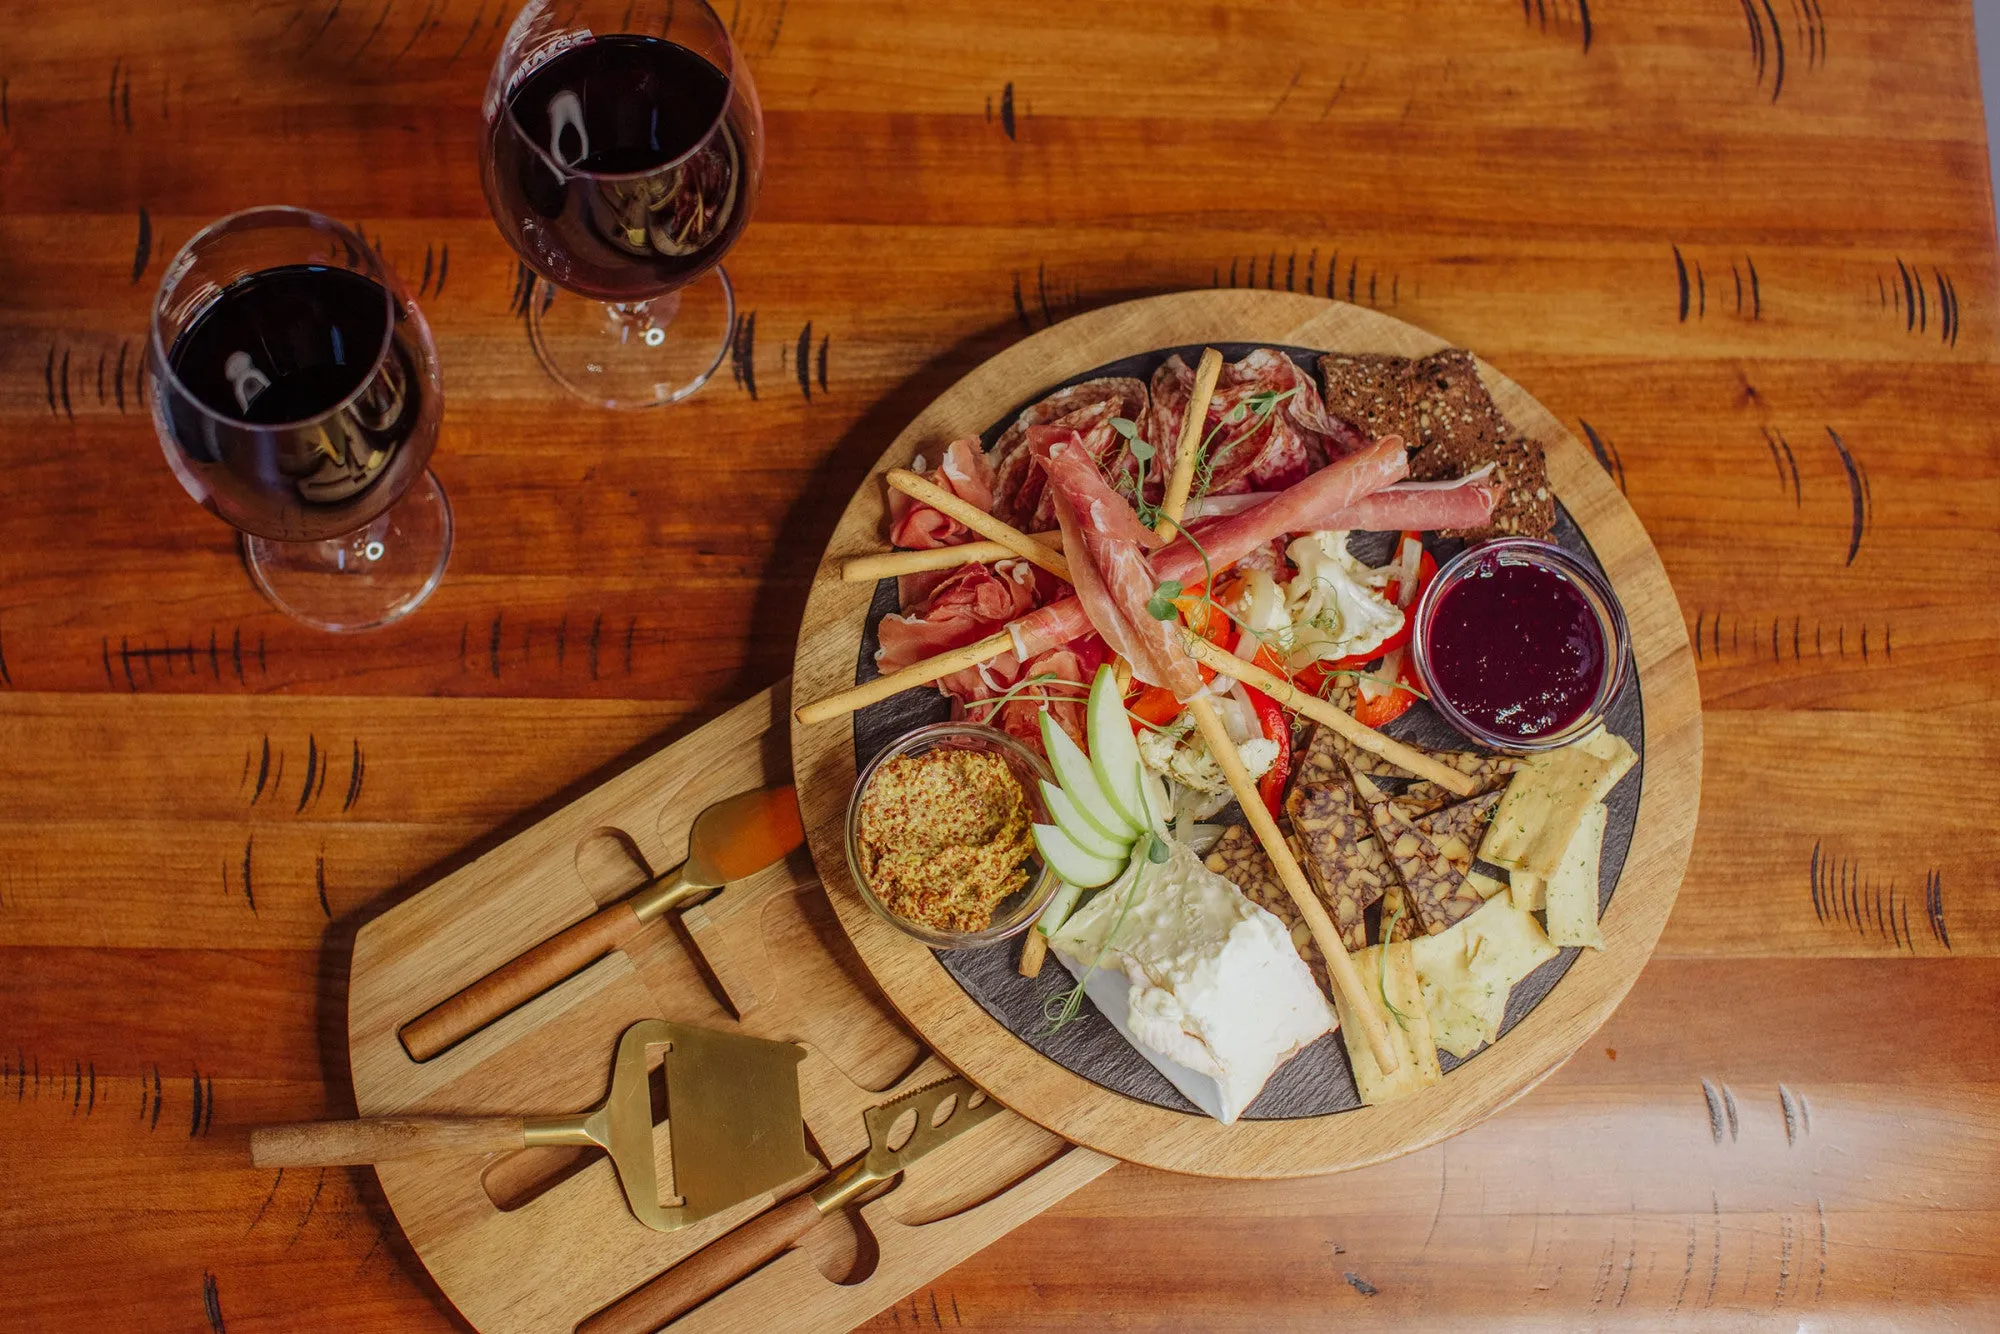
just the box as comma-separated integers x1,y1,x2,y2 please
1,0,1996,1325
347,687,1113,1333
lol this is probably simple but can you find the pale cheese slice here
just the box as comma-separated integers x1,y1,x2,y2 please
1544,801,1608,949
1334,940,1442,1104
1409,895,1560,1058
1480,726,1635,879
1509,869,1545,912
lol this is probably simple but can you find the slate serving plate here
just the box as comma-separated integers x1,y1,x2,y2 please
847,343,1643,1121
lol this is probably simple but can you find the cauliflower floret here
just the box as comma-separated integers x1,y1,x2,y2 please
1137,722,1280,798
1226,531,1405,671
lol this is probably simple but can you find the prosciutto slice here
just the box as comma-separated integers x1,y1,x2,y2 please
875,559,1041,676
1039,433,1204,698
887,438,997,550
1009,436,1410,661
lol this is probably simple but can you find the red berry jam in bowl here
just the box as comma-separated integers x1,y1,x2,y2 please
1411,538,1630,752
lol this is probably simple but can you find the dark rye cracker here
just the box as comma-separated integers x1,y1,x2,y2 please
1286,781,1389,952
1317,349,1554,540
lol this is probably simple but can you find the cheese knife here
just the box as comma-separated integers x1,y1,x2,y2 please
577,1076,1002,1334
401,785,804,1061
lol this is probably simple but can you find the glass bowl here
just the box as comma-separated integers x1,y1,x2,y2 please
845,722,1058,949
1409,537,1631,754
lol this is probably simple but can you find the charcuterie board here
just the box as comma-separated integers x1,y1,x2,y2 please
346,684,1115,1334
791,289,1703,1179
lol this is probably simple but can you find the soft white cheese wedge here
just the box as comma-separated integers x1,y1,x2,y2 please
1048,841,1334,1123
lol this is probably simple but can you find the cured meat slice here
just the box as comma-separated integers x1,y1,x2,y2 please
1318,349,1553,539
1051,490,1202,697
887,439,996,549
1149,350,1369,501
1178,474,1498,550
989,378,1146,526
875,559,1040,676
1037,432,1202,697
1007,436,1410,661
1148,435,1408,587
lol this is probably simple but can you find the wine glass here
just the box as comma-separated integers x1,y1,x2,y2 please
481,0,764,409
148,207,452,632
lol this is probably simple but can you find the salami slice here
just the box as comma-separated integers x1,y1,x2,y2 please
988,377,1146,526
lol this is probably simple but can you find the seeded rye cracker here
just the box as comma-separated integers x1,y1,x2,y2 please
1350,767,1504,936
1285,781,1390,952
1317,349,1554,540
1205,825,1331,991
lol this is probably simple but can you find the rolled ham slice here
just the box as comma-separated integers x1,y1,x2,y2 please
1041,433,1205,698
1009,436,1411,661
887,439,998,549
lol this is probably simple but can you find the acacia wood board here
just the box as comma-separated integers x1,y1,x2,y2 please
791,289,1704,1179
346,683,1114,1333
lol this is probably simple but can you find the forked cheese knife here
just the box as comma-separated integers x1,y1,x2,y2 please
401,785,804,1061
577,1075,1003,1334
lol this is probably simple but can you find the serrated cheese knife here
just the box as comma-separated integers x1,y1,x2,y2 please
578,1076,1003,1334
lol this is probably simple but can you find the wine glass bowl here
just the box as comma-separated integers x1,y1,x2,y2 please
148,207,452,631
480,0,763,407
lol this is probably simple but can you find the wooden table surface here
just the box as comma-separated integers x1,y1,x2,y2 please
2,0,1995,1328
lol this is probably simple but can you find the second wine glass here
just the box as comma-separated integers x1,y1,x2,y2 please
481,0,763,409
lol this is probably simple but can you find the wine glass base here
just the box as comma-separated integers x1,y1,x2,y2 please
243,470,454,632
526,267,735,409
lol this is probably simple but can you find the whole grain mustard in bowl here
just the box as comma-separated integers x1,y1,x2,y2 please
845,722,1058,949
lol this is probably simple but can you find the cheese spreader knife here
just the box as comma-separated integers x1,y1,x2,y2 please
577,1075,1003,1334
401,785,804,1062
252,1020,819,1234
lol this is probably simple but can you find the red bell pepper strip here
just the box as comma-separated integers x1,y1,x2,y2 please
1247,683,1291,819
1352,652,1421,728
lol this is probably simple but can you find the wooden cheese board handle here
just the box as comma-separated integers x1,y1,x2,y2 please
249,1116,529,1167
578,1193,824,1334
400,901,646,1061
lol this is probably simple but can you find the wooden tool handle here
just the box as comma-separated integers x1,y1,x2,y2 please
578,1193,824,1334
400,902,645,1061
250,1116,528,1167
795,629,1014,725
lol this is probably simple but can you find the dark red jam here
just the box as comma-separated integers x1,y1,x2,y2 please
1424,555,1605,740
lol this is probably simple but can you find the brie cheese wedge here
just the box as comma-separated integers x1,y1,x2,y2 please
1050,840,1334,1123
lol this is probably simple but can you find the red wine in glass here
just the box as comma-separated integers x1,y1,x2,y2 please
149,207,452,632
161,264,434,543
480,1,763,408
487,35,750,303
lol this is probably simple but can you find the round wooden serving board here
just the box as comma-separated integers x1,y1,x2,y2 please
791,290,1702,1179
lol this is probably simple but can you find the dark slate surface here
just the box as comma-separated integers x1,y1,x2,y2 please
849,344,1645,1121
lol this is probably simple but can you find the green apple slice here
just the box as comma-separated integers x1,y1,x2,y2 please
1085,664,1152,833
1032,822,1126,889
1040,781,1130,861
1040,709,1140,838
